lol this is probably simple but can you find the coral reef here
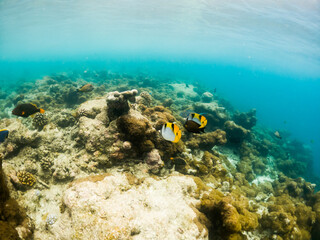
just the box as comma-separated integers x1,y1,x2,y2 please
224,120,249,143
201,92,214,103
0,71,318,240
186,129,227,150
233,109,257,129
106,89,138,120
193,102,228,130
144,149,164,173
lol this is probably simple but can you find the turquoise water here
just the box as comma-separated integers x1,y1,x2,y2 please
1,0,320,175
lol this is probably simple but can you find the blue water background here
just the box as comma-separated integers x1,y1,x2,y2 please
0,0,320,174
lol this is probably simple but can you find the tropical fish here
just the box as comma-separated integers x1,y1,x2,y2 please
160,122,181,143
274,131,282,139
12,103,45,118
78,84,94,92
184,113,207,133
0,129,9,143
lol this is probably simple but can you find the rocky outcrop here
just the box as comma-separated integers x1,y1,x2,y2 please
50,173,208,240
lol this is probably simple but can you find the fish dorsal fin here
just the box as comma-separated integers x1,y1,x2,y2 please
190,113,201,126
193,113,201,121
31,103,38,108
0,129,8,132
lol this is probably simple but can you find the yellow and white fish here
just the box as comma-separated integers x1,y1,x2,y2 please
184,113,207,133
160,122,181,143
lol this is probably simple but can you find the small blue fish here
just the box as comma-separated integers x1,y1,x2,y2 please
0,129,9,143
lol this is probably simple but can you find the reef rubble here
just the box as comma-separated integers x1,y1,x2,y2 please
0,71,319,240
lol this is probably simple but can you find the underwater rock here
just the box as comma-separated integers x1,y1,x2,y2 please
218,199,242,232
0,154,34,240
52,154,77,182
76,97,108,121
117,113,151,140
51,110,76,128
233,109,257,130
144,149,164,173
193,102,228,129
136,91,153,107
62,87,80,105
12,94,25,105
195,175,261,239
50,173,208,240
186,129,227,151
190,151,216,175
78,116,109,153
0,119,41,157
224,121,249,143
116,111,157,155
163,98,173,107
201,92,214,103
237,143,270,181
106,89,138,121
260,192,316,240
142,105,176,130
170,83,199,100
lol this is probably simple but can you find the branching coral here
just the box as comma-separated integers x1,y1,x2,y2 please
40,157,53,171
32,113,48,130
17,171,36,187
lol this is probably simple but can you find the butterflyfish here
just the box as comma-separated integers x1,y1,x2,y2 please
184,113,207,133
160,122,181,143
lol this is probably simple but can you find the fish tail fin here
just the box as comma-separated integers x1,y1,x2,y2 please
39,108,45,114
